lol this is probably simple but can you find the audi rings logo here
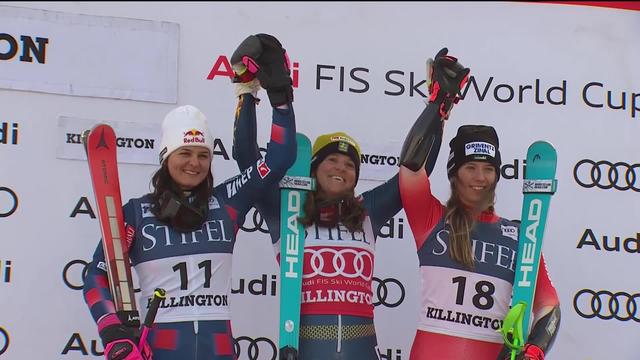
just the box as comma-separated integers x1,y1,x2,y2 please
63,259,90,290
240,208,269,234
373,277,405,308
304,248,373,281
0,326,9,355
0,187,18,218
233,336,277,360
574,289,640,322
573,159,640,191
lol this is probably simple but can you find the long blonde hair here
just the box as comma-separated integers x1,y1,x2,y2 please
444,177,497,269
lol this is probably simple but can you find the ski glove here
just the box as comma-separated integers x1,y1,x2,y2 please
232,63,262,99
427,47,470,119
498,343,545,360
231,33,293,107
98,314,152,360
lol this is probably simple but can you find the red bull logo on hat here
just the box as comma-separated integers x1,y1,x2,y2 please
183,128,206,144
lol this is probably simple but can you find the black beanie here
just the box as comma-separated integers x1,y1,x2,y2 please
447,125,501,179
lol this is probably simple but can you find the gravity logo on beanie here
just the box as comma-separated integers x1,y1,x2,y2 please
311,132,362,183
464,142,496,157
447,125,501,179
159,105,214,164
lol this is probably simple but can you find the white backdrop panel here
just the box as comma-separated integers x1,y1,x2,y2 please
0,2,639,360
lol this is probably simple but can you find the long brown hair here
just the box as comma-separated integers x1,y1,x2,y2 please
444,177,497,269
299,189,366,233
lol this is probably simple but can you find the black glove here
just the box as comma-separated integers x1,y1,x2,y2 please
427,48,470,119
231,33,293,107
279,345,298,360
99,323,150,360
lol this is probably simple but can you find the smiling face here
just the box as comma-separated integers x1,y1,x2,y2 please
315,153,357,199
166,146,212,190
454,161,497,210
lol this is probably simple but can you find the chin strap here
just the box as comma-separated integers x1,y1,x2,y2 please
156,191,207,232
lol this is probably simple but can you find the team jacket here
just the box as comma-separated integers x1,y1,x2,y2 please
296,181,400,318
232,104,403,319
83,95,296,324
399,166,559,346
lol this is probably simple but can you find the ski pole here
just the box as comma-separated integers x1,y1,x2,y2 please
138,288,166,348
498,301,526,360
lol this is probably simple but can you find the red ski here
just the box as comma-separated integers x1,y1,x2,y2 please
83,124,138,322
83,124,166,359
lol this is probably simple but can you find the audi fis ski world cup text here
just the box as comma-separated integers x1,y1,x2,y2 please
0,260,11,283
59,333,285,358
208,55,640,119
577,229,640,254
0,122,18,145
62,333,103,356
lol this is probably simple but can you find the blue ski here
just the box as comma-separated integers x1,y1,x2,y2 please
278,133,314,360
500,141,557,359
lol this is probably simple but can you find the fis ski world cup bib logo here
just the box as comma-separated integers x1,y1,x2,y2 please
183,129,206,145
465,142,495,157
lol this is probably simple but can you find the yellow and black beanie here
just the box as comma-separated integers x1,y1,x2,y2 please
447,125,501,180
311,132,362,182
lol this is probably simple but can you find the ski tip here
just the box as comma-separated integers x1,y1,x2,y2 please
295,133,312,147
525,141,557,179
527,141,557,162
528,141,556,155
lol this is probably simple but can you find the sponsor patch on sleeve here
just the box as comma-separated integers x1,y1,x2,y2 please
208,196,220,209
501,225,518,241
97,261,107,272
125,224,136,247
256,159,271,179
141,203,153,218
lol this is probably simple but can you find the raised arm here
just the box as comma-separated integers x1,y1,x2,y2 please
223,34,295,228
399,48,470,248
